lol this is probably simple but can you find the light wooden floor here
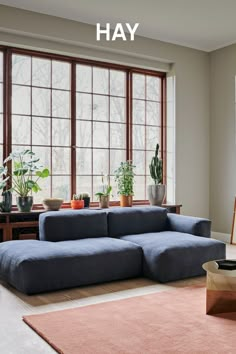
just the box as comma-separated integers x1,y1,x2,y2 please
0,243,235,354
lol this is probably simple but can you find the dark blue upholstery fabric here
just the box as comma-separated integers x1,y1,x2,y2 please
120,231,226,282
0,238,142,294
39,210,108,241
107,206,167,237
167,213,211,238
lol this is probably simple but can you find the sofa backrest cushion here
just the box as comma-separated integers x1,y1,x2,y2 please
39,210,108,242
107,207,167,237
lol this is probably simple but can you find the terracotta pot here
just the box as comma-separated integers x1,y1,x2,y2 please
99,195,109,208
71,200,84,209
120,195,133,207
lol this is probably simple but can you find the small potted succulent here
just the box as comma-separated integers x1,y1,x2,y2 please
114,161,135,207
148,143,166,205
81,192,90,208
71,194,84,209
95,174,112,208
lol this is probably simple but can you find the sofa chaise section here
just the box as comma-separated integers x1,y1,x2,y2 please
107,208,226,283
120,231,225,282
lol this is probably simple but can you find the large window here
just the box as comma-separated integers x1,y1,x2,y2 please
0,51,3,162
11,54,71,203
132,73,163,200
1,48,166,204
76,65,126,198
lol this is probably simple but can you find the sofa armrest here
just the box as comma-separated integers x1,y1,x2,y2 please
167,213,211,238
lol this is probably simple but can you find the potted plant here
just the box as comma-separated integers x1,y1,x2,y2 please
0,166,11,212
71,194,84,209
95,174,112,208
81,193,90,208
148,143,166,205
1,149,49,212
114,161,135,207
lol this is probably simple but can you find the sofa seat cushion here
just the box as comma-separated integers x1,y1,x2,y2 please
0,238,142,294
119,231,226,282
107,206,167,238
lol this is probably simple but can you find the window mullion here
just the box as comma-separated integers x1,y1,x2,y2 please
71,61,76,198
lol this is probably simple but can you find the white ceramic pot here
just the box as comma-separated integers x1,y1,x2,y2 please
147,185,166,206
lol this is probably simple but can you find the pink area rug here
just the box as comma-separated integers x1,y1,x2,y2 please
23,286,236,354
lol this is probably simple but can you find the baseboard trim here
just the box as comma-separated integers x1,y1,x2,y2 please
211,231,231,244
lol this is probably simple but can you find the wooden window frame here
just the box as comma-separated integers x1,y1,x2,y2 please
0,45,166,208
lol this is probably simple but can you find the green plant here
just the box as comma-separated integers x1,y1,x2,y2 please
1,149,49,197
95,174,112,198
81,192,90,198
0,165,10,191
149,143,163,184
114,161,135,196
72,194,83,200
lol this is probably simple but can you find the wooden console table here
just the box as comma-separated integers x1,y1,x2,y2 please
0,203,182,242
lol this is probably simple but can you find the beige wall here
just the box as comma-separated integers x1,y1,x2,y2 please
0,5,210,218
210,45,236,233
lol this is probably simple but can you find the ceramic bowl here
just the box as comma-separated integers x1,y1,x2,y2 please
42,198,63,211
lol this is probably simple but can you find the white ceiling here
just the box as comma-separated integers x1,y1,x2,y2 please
0,0,236,51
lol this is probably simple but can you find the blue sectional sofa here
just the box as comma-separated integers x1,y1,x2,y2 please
0,207,225,294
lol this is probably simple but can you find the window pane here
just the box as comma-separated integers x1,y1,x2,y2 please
76,93,91,120
12,55,31,85
32,146,51,170
133,74,145,99
110,123,126,149
76,65,92,93
32,88,50,116
93,122,109,148
52,61,70,90
146,101,160,126
76,175,92,197
133,99,145,124
93,67,108,94
93,149,109,175
76,148,91,175
110,149,126,175
110,97,125,122
12,85,31,115
33,177,52,204
52,147,70,174
133,150,145,175
52,175,70,201
12,115,31,145
52,90,70,118
0,83,3,113
134,176,145,199
146,76,161,101
110,70,125,97
0,52,3,82
0,114,3,144
133,125,145,150
93,95,108,121
32,57,51,88
146,126,161,150
52,118,70,146
32,117,51,145
76,120,91,147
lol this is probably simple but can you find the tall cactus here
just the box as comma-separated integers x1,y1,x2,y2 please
149,143,163,184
